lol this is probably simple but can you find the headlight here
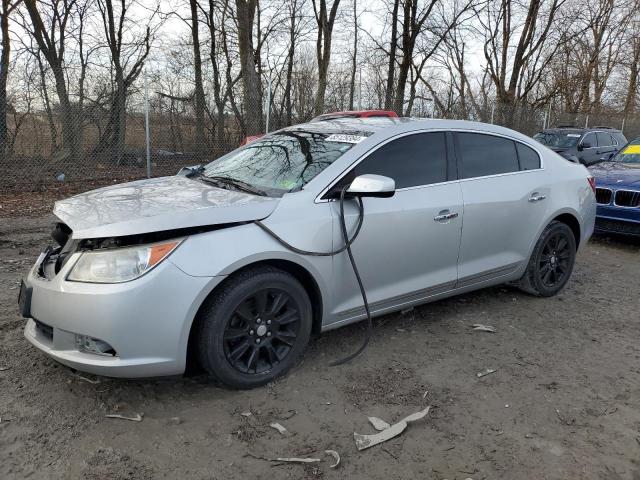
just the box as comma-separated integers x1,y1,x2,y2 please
67,240,181,283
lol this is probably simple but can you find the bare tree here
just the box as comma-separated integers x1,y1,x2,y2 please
93,0,156,164
312,0,341,116
481,0,565,112
235,0,262,135
348,0,357,110
190,0,207,156
0,0,21,159
23,0,82,162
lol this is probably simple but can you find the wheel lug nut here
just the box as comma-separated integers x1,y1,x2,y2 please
267,320,271,325
256,338,261,344
267,332,271,337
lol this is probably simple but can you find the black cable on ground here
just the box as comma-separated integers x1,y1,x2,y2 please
253,186,373,366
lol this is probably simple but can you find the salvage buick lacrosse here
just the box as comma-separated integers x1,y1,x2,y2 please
20,117,596,388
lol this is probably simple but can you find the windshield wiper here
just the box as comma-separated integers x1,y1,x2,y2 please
199,175,269,196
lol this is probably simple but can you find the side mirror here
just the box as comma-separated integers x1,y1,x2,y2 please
578,142,590,150
346,174,395,198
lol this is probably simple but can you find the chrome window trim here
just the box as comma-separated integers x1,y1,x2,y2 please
315,128,545,203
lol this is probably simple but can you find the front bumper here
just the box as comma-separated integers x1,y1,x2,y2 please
595,205,640,236
22,253,222,378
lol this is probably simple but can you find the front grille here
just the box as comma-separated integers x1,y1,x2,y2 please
34,320,54,342
595,218,640,236
614,190,640,208
595,188,612,205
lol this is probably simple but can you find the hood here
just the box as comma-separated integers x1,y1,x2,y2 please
589,162,640,187
54,176,280,239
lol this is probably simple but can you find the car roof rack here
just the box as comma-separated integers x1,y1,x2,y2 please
555,125,578,128
592,125,615,129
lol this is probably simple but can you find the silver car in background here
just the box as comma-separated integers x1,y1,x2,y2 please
19,118,596,388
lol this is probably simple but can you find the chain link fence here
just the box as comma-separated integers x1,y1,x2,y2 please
1,79,639,192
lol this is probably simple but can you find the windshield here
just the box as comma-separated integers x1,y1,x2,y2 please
533,132,582,149
612,140,640,164
202,130,367,196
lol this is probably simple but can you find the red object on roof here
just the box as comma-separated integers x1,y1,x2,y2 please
311,110,399,122
240,134,265,146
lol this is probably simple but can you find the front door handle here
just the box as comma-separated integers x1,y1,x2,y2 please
528,193,546,203
434,210,459,221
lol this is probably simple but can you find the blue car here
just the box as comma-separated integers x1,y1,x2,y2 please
589,137,640,236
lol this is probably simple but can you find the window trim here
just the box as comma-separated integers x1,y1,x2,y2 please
452,131,544,182
315,128,545,202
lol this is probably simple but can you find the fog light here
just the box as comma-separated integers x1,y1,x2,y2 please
75,335,116,356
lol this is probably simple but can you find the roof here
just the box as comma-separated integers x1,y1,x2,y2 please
279,117,539,145
541,126,622,134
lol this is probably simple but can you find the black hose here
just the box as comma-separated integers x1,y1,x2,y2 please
253,186,372,366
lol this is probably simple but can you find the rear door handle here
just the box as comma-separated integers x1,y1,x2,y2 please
434,210,459,221
528,193,546,203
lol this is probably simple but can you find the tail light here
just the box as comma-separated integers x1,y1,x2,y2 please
587,176,596,194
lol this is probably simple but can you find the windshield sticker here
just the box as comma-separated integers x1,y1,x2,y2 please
325,134,368,144
566,134,581,137
623,145,640,155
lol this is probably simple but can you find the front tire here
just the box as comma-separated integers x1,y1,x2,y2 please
516,221,577,297
197,266,312,389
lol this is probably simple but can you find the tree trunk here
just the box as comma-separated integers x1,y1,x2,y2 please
0,0,11,159
384,0,400,110
235,0,263,135
313,0,341,116
624,37,640,115
285,2,296,125
190,0,207,157
348,0,357,111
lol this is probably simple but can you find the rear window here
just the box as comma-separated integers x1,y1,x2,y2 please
533,131,581,148
457,133,519,179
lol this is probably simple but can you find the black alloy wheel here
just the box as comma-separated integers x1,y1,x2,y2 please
537,231,572,288
197,266,312,389
223,288,301,374
516,220,577,297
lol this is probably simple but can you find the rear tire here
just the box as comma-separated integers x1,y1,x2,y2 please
516,221,576,297
197,266,312,389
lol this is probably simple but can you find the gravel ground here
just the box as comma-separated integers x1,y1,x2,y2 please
1,214,639,479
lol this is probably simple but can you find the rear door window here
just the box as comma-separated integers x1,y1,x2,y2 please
352,132,448,188
456,133,519,179
596,132,613,147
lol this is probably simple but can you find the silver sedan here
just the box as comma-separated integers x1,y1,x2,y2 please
20,118,596,388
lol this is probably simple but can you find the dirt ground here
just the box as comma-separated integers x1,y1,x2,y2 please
1,212,639,480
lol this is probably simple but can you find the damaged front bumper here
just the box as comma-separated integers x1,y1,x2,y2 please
21,244,223,378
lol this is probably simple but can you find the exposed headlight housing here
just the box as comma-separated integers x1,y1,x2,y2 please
67,240,181,283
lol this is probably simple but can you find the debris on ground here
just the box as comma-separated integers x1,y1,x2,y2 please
368,416,391,431
105,413,143,422
246,452,321,464
422,389,429,399
240,411,252,417
325,449,340,468
354,406,431,451
73,373,101,384
0,366,10,371
472,324,496,333
269,422,288,435
476,368,497,378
